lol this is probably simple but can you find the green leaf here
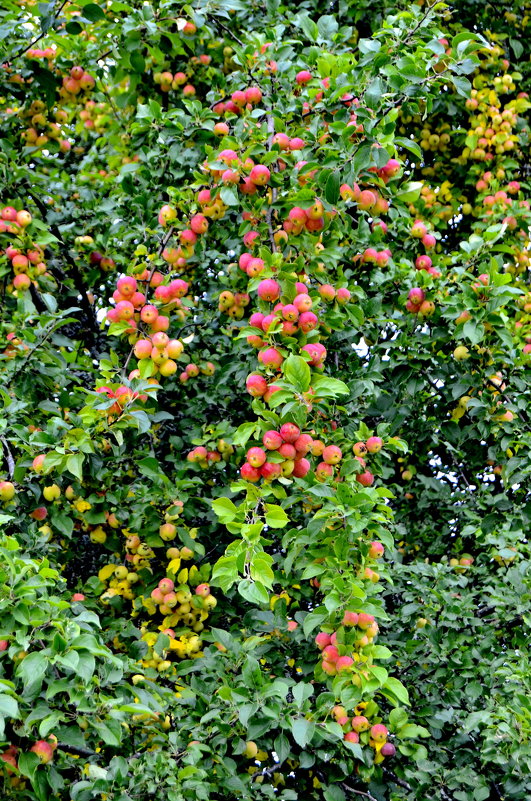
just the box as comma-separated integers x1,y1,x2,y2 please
317,15,338,42
291,717,315,748
397,723,431,738
82,3,106,21
220,186,239,207
250,554,274,588
212,497,238,523
297,15,318,41
65,20,83,34
0,694,19,719
66,453,84,480
396,181,423,203
211,556,239,591
238,579,269,606
311,375,350,397
283,355,311,392
130,50,146,73
451,75,471,97
510,38,524,60
292,682,314,707
264,504,289,528
325,171,340,205
389,707,408,730
394,137,422,161
51,512,74,537
382,677,410,706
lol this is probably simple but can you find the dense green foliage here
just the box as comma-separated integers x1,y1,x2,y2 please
0,0,530,800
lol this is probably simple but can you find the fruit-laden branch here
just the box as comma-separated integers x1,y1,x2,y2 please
5,0,69,64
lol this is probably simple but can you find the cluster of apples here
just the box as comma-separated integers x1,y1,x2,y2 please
88,247,116,271
148,578,215,621
1,737,59,784
240,424,346,482
140,626,202,671
211,85,264,119
95,382,151,417
417,120,452,153
106,268,199,378
282,200,327,235
315,610,379,675
404,287,434,317
200,147,273,199
218,289,250,319
158,203,213,272
2,331,29,360
59,65,95,99
186,445,224,467
339,182,390,216
462,83,525,162
331,706,395,760
18,95,70,150
449,554,474,572
78,98,110,133
515,293,531,355
153,70,196,96
26,47,56,60
0,206,48,293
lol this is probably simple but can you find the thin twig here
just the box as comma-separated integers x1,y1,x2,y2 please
342,784,378,801
6,0,68,63
209,16,245,48
383,769,412,790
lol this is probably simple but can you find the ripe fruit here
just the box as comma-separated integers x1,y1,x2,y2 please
244,741,258,758
279,423,300,443
344,731,360,743
342,611,359,626
322,445,342,465
263,430,283,450
257,279,280,302
43,484,61,501
249,165,271,186
30,740,54,764
315,632,331,649
245,448,266,469
296,70,312,85
365,436,383,454
370,723,388,743
0,481,15,501
246,373,268,397
369,542,384,559
241,463,261,482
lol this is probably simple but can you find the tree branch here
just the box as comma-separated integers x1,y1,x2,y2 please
0,437,15,478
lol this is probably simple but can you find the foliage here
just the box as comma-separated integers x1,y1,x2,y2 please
0,0,530,799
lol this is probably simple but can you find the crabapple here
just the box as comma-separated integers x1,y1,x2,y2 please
246,373,268,397
241,463,261,482
366,436,383,453
322,445,342,465
247,447,267,467
279,423,300,443
257,279,280,302
263,430,283,450
370,724,388,743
